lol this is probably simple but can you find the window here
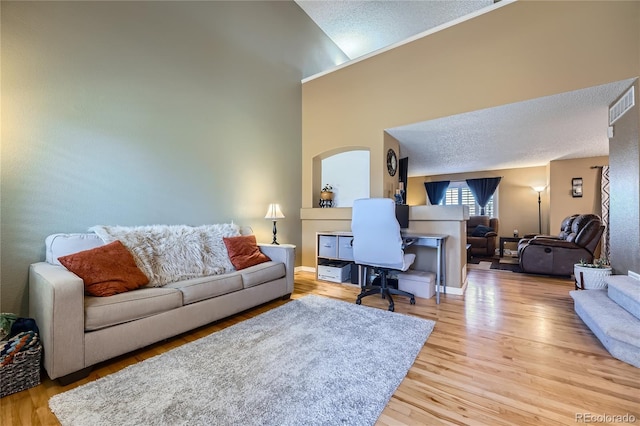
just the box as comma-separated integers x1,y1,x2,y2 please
443,181,497,217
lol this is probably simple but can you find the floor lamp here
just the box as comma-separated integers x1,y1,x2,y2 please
264,203,285,245
532,186,546,234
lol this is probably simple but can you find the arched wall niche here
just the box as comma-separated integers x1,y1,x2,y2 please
312,147,370,207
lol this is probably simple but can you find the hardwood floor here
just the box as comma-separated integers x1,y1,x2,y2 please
2,269,638,425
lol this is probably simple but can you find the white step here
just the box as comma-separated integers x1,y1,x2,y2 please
606,275,640,321
570,289,640,368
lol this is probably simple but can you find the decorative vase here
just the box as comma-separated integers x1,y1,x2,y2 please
574,264,612,290
320,191,334,201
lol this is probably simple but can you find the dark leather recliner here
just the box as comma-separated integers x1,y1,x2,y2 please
519,214,604,276
517,214,579,255
466,216,499,257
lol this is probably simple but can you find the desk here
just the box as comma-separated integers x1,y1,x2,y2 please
499,236,521,257
315,231,448,304
402,232,448,304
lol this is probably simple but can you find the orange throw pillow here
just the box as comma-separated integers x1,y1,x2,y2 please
58,240,149,297
223,235,271,270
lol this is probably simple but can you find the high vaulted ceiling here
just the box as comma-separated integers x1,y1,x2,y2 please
295,0,493,60
296,1,634,177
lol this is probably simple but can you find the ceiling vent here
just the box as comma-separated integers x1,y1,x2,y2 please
609,86,635,125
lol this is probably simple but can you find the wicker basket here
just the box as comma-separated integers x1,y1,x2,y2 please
0,344,42,398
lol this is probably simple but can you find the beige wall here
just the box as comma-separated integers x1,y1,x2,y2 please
302,1,639,207
301,1,639,275
549,156,609,233
0,1,346,315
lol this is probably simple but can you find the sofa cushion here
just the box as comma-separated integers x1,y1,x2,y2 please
85,287,183,331
223,235,271,270
58,241,149,297
46,233,105,266
165,273,243,305
471,225,494,237
240,261,286,289
89,224,241,287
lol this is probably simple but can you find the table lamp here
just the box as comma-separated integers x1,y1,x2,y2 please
264,203,285,245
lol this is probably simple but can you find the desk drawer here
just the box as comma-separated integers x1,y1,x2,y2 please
412,237,438,248
337,236,354,261
318,235,338,258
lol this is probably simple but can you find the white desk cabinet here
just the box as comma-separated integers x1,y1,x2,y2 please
316,232,355,284
315,231,448,303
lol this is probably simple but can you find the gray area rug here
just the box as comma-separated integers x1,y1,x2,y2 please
49,295,435,426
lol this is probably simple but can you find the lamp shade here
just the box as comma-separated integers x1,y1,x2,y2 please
264,203,285,220
532,185,546,193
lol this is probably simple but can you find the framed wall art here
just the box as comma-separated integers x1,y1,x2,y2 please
572,177,583,197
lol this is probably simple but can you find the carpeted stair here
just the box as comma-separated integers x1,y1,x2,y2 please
570,274,640,368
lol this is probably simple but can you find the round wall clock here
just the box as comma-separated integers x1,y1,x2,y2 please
387,149,398,176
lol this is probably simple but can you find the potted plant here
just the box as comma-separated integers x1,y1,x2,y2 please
320,184,334,200
574,257,612,290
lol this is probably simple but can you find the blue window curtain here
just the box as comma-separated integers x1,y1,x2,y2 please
466,177,501,215
424,181,450,205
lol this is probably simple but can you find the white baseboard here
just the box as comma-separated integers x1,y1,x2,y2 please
296,266,315,274
628,270,640,281
440,278,467,296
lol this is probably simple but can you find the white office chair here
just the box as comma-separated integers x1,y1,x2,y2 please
351,198,416,311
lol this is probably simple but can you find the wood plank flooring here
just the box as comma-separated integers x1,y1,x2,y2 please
2,268,639,425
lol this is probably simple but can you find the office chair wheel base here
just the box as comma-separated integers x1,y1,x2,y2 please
410,297,416,305
355,298,362,305
388,304,395,312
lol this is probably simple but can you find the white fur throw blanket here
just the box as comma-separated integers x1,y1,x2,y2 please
89,223,241,287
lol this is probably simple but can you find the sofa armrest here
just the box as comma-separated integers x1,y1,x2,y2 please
484,231,498,238
258,244,296,294
528,238,578,249
489,218,499,235
29,262,85,380
531,234,561,240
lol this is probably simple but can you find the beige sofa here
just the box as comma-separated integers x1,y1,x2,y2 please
29,230,295,384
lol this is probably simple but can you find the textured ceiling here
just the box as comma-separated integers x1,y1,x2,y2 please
296,1,635,177
387,79,636,177
295,0,493,60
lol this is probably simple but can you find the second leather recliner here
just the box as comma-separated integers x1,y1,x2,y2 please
519,214,604,276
